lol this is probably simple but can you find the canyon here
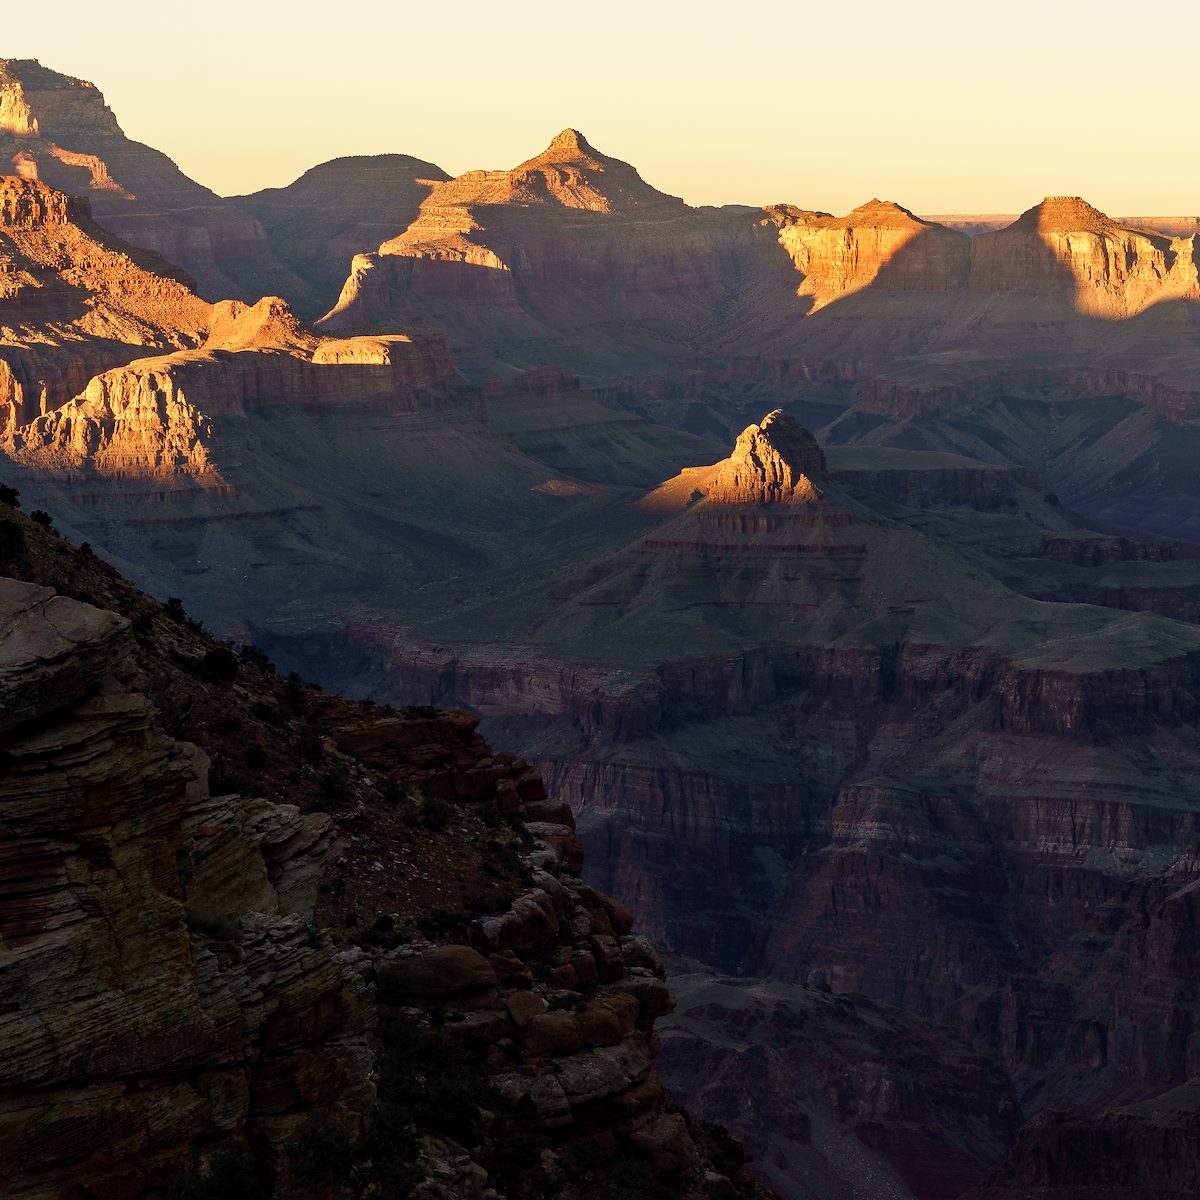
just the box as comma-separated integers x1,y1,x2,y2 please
0,502,769,1200
4,54,1200,1199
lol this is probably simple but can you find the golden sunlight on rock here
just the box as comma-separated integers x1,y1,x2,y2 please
707,410,826,505
768,200,971,310
974,195,1200,318
639,410,825,511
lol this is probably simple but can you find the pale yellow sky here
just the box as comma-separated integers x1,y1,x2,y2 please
6,0,1197,215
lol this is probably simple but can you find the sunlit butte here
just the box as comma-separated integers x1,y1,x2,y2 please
5,0,1198,216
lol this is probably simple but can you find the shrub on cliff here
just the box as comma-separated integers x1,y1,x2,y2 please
694,1118,749,1177
199,646,239,683
208,756,254,796
286,1012,488,1197
165,594,205,632
0,519,25,569
239,642,275,672
0,483,20,507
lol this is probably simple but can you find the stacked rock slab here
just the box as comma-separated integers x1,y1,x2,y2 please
0,577,370,1199
325,708,755,1192
0,551,763,1198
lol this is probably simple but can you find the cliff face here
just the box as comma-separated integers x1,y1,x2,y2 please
819,361,1200,547
0,58,122,141
659,974,1021,1200
300,148,1200,560
8,65,1200,505
8,66,1200,553
313,123,1200,396
234,154,452,319
0,171,86,224
971,197,1200,315
328,709,701,1163
2,281,458,482
0,174,211,438
766,200,972,309
0,577,369,1199
0,506,770,1199
9,83,1200,1199
706,409,826,505
963,1077,1200,1200
0,59,308,304
10,328,457,482
317,129,757,377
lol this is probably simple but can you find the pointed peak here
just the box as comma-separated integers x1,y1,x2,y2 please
845,198,926,226
749,409,826,472
1018,195,1113,230
501,128,679,213
709,409,826,505
547,128,594,156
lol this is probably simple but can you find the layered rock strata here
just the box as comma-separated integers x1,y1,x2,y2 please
239,414,1200,1198
235,154,451,318
764,200,972,309
317,129,762,378
0,174,210,440
0,59,308,303
317,123,1200,399
659,974,1020,1200
971,197,1198,316
0,578,369,1199
4,288,457,482
0,508,768,1199
964,1077,1200,1200
321,704,750,1193
706,409,825,505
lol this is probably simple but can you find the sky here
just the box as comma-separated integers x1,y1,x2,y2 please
4,0,1196,215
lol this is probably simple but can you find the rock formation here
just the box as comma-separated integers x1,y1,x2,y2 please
0,59,307,303
312,121,1200,439
9,301,457,482
971,196,1200,316
7,65,1200,545
643,408,826,507
0,576,369,1198
659,974,1020,1200
8,67,1200,1199
317,128,757,378
0,174,210,436
765,199,972,309
964,1077,1200,1200
5,63,1198,539
234,154,451,319
0,180,462,483
0,498,770,1199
